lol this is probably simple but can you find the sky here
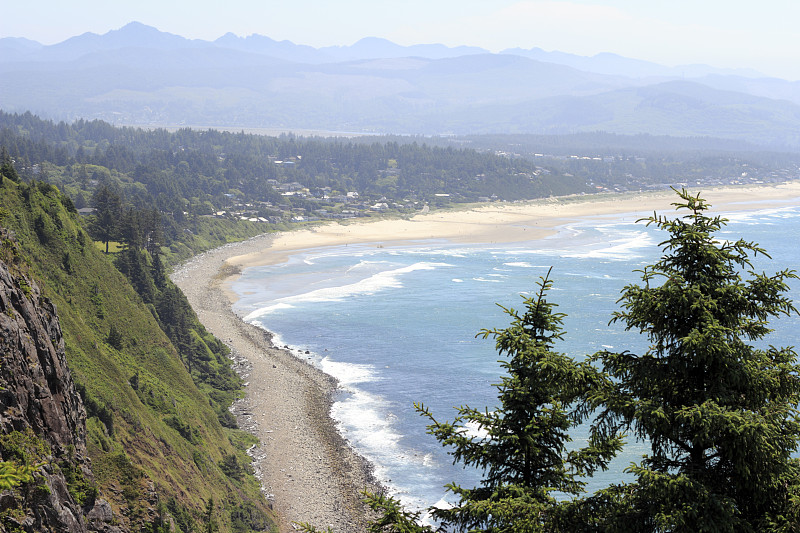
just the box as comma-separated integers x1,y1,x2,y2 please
3,0,799,80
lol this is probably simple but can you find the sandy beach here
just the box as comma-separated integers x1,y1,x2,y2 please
170,182,800,532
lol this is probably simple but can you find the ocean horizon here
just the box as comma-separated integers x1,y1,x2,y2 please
232,199,800,512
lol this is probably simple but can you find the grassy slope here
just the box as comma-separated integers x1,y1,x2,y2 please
1,179,275,532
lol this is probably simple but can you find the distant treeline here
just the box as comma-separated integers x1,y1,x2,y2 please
0,111,584,208
4,111,799,249
353,132,800,189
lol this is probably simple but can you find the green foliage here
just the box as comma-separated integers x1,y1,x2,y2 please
354,270,614,532
230,500,274,533
0,428,50,465
0,147,19,184
0,461,38,490
0,430,48,501
106,323,124,350
62,250,74,273
87,281,104,315
0,161,275,531
589,189,800,531
0,112,585,241
218,453,244,482
93,451,144,509
204,497,219,533
76,382,115,435
164,415,202,445
362,491,430,533
59,446,98,508
167,495,198,533
107,248,247,429
33,212,52,243
91,184,122,254
17,277,31,299
387,269,621,531
143,501,174,533
363,189,800,532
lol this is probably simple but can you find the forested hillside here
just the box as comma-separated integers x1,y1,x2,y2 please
353,132,800,192
0,111,585,261
0,171,275,531
7,112,797,252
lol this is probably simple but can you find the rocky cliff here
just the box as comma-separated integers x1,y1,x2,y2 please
0,232,121,532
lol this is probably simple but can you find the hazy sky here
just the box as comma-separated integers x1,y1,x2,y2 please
3,0,799,80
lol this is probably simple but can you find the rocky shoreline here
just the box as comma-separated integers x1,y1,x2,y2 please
172,238,381,532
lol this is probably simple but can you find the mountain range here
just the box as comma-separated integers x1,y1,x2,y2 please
1,22,799,150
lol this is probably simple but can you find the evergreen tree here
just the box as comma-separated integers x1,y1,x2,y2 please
150,252,168,290
107,324,124,350
91,184,122,253
119,207,144,250
144,207,164,255
337,189,800,533
115,246,156,304
352,270,622,533
204,497,218,533
590,189,800,531
0,147,19,184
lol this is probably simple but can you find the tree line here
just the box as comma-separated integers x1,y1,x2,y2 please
0,111,581,210
357,132,800,190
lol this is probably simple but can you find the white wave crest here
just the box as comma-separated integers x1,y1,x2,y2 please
320,357,379,386
561,230,655,261
244,261,452,320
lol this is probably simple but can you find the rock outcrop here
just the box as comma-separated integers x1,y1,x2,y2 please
0,236,120,532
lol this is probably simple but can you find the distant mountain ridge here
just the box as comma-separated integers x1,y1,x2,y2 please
1,22,799,150
0,21,771,77
498,47,765,79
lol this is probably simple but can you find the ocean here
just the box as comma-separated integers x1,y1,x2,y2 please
232,199,800,513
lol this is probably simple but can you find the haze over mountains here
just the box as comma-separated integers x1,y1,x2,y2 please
1,22,799,150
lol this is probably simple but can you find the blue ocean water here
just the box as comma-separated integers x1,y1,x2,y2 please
232,200,800,512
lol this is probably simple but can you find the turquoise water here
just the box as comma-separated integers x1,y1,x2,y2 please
232,200,800,511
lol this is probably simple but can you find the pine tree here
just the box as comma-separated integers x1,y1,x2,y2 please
0,147,19,184
591,189,800,531
107,324,124,350
354,269,622,532
91,184,122,254
204,497,218,533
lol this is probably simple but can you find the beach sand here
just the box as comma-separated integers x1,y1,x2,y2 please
171,182,800,532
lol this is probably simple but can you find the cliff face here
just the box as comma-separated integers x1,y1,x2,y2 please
0,243,120,532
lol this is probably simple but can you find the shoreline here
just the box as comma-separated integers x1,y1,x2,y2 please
223,183,800,273
172,246,381,532
171,182,800,531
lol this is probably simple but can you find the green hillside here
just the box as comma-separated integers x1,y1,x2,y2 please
0,174,275,532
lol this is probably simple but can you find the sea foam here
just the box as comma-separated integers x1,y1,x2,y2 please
244,261,452,320
232,203,800,514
